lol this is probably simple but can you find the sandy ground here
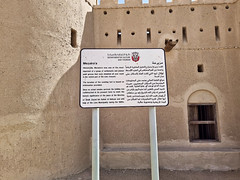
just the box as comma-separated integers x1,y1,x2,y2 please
56,169,240,180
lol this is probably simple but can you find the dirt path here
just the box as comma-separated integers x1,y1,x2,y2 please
56,169,240,180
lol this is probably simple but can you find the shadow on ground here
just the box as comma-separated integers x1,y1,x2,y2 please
55,168,240,180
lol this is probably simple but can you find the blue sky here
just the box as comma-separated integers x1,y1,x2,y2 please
118,0,125,3
97,0,126,4
97,0,153,5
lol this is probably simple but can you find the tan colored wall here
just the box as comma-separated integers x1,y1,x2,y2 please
0,0,239,176
0,0,95,179
93,0,240,170
95,0,240,145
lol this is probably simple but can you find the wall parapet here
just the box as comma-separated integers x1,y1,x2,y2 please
96,0,238,8
93,0,239,49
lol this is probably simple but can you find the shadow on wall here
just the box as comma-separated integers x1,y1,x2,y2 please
38,12,95,179
81,12,95,48
41,58,92,178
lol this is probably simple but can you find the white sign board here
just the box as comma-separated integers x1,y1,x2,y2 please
80,49,168,108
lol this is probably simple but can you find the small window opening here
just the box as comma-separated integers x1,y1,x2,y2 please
71,28,77,48
169,9,173,13
200,28,203,32
197,64,204,72
182,27,188,43
228,28,232,32
126,10,130,14
191,7,195,11
188,104,218,142
131,32,135,36
213,6,217,10
215,26,220,41
118,0,125,4
158,30,161,34
147,28,151,43
117,30,121,46
225,5,229,9
151,10,155,14
142,0,149,4
105,32,109,37
103,11,107,15
172,30,176,34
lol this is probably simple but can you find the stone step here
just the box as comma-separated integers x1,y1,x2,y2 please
100,145,240,170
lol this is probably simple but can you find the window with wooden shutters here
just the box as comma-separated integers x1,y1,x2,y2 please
188,104,219,142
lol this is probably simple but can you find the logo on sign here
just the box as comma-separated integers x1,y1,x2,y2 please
131,52,140,62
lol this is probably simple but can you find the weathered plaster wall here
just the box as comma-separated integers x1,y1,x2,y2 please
94,0,240,170
0,0,239,176
95,0,240,145
0,0,94,179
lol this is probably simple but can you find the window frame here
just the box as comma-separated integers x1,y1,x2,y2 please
188,103,219,142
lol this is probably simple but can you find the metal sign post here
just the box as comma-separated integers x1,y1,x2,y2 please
92,108,100,180
80,49,168,180
149,107,159,180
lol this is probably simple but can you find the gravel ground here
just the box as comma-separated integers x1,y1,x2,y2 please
56,168,240,180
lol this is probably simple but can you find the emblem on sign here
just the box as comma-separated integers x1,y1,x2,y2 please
131,52,140,62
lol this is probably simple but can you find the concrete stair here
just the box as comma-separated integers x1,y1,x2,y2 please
100,144,240,171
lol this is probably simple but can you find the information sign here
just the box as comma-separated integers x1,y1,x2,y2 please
80,49,168,108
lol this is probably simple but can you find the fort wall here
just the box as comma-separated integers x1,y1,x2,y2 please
93,0,240,170
0,0,95,179
0,0,239,178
